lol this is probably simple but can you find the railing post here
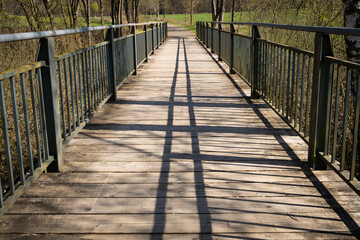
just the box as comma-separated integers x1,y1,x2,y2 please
36,37,63,172
211,22,215,53
132,25,137,75
229,23,235,74
144,25,149,62
251,25,261,99
105,27,117,101
308,33,334,170
218,23,222,61
151,24,155,54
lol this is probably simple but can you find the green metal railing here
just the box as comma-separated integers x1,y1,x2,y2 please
0,22,167,214
197,21,360,194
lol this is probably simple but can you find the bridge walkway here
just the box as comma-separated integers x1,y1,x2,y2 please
1,25,360,239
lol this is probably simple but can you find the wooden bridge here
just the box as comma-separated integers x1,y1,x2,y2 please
0,24,360,239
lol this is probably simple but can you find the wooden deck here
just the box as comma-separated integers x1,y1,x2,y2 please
1,25,360,239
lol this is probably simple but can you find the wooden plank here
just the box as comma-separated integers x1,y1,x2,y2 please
34,171,345,184
59,160,304,173
21,181,356,198
1,233,357,240
7,196,360,214
0,212,354,233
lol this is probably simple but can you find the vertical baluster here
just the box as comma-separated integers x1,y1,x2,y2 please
325,63,335,155
98,47,103,100
276,47,281,110
272,45,277,105
0,178,2,208
350,72,360,180
265,42,268,97
73,55,80,127
96,47,102,102
290,51,296,123
340,68,351,171
286,50,292,118
20,73,34,175
95,47,101,104
294,52,301,128
282,49,288,116
85,51,92,113
91,48,97,108
57,61,66,141
78,53,84,123
104,45,111,96
29,70,42,167
268,44,275,102
88,49,94,110
37,69,49,160
304,57,312,137
68,57,76,131
10,76,25,184
0,80,15,195
81,52,88,119
262,41,266,96
268,44,272,101
332,66,341,163
299,55,307,134
63,59,71,136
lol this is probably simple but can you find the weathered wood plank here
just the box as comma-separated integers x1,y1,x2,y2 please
1,233,357,240
21,181,356,198
7,196,360,214
0,212,354,233
34,170,346,184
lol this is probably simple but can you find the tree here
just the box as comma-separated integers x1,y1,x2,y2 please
97,0,104,26
343,0,360,64
231,0,235,22
42,0,57,30
342,0,360,168
211,0,225,21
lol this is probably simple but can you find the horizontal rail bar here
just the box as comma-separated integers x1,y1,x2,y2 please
202,21,360,36
0,22,165,43
56,42,109,60
324,56,360,69
258,38,314,56
0,61,45,80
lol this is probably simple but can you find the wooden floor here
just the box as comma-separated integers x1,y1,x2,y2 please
1,25,360,240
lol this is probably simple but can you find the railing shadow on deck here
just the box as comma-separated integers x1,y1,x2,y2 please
199,40,360,238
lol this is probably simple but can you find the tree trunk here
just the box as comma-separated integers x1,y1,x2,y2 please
211,0,216,21
98,0,104,26
190,0,193,25
211,0,225,21
231,0,235,22
218,0,225,21
16,0,36,31
134,0,139,22
343,0,360,63
124,0,131,23
42,0,57,30
343,0,360,174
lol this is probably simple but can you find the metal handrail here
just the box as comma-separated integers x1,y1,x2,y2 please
203,21,360,36
0,22,165,43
